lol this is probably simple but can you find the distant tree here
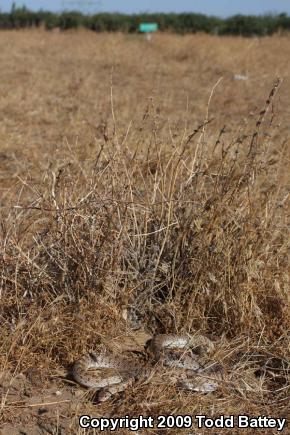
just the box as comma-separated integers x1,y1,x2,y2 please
40,11,60,30
10,5,37,28
0,7,290,35
58,11,86,30
222,15,271,36
277,12,290,32
0,12,12,28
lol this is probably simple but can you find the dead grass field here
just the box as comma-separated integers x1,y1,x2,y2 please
0,30,289,434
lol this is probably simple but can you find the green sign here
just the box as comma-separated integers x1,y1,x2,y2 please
139,23,158,33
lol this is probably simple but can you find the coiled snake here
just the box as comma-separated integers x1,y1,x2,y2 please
72,334,222,401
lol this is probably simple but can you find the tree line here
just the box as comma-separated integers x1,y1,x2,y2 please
1,4,290,36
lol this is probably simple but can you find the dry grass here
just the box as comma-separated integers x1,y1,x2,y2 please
0,30,289,434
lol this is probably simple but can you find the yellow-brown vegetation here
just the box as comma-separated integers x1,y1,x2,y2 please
0,30,289,434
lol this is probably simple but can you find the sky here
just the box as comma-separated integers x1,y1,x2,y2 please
1,0,290,17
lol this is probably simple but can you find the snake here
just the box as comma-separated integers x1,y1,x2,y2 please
72,334,222,401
